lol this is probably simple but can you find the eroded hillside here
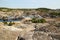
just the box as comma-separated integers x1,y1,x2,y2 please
0,8,60,40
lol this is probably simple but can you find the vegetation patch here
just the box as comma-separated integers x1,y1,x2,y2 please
49,12,60,18
31,18,46,23
3,21,15,26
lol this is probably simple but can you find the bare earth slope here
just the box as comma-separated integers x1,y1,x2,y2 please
0,26,22,40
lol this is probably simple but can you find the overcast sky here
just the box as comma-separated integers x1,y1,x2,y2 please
0,0,60,9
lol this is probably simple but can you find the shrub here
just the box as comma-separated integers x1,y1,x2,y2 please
3,20,15,26
8,21,13,26
49,12,60,18
31,18,46,23
38,19,46,23
3,21,7,25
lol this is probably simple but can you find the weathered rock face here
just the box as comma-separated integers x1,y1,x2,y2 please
17,30,60,40
17,31,53,40
0,28,19,40
32,31,53,40
16,23,60,40
0,26,22,40
49,34,60,40
0,10,24,19
0,23,60,40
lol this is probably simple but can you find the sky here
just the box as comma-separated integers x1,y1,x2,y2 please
0,0,60,9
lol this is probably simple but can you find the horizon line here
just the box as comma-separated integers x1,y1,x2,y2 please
0,7,59,9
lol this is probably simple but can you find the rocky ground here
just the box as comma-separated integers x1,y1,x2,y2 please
0,8,60,40
0,20,60,40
